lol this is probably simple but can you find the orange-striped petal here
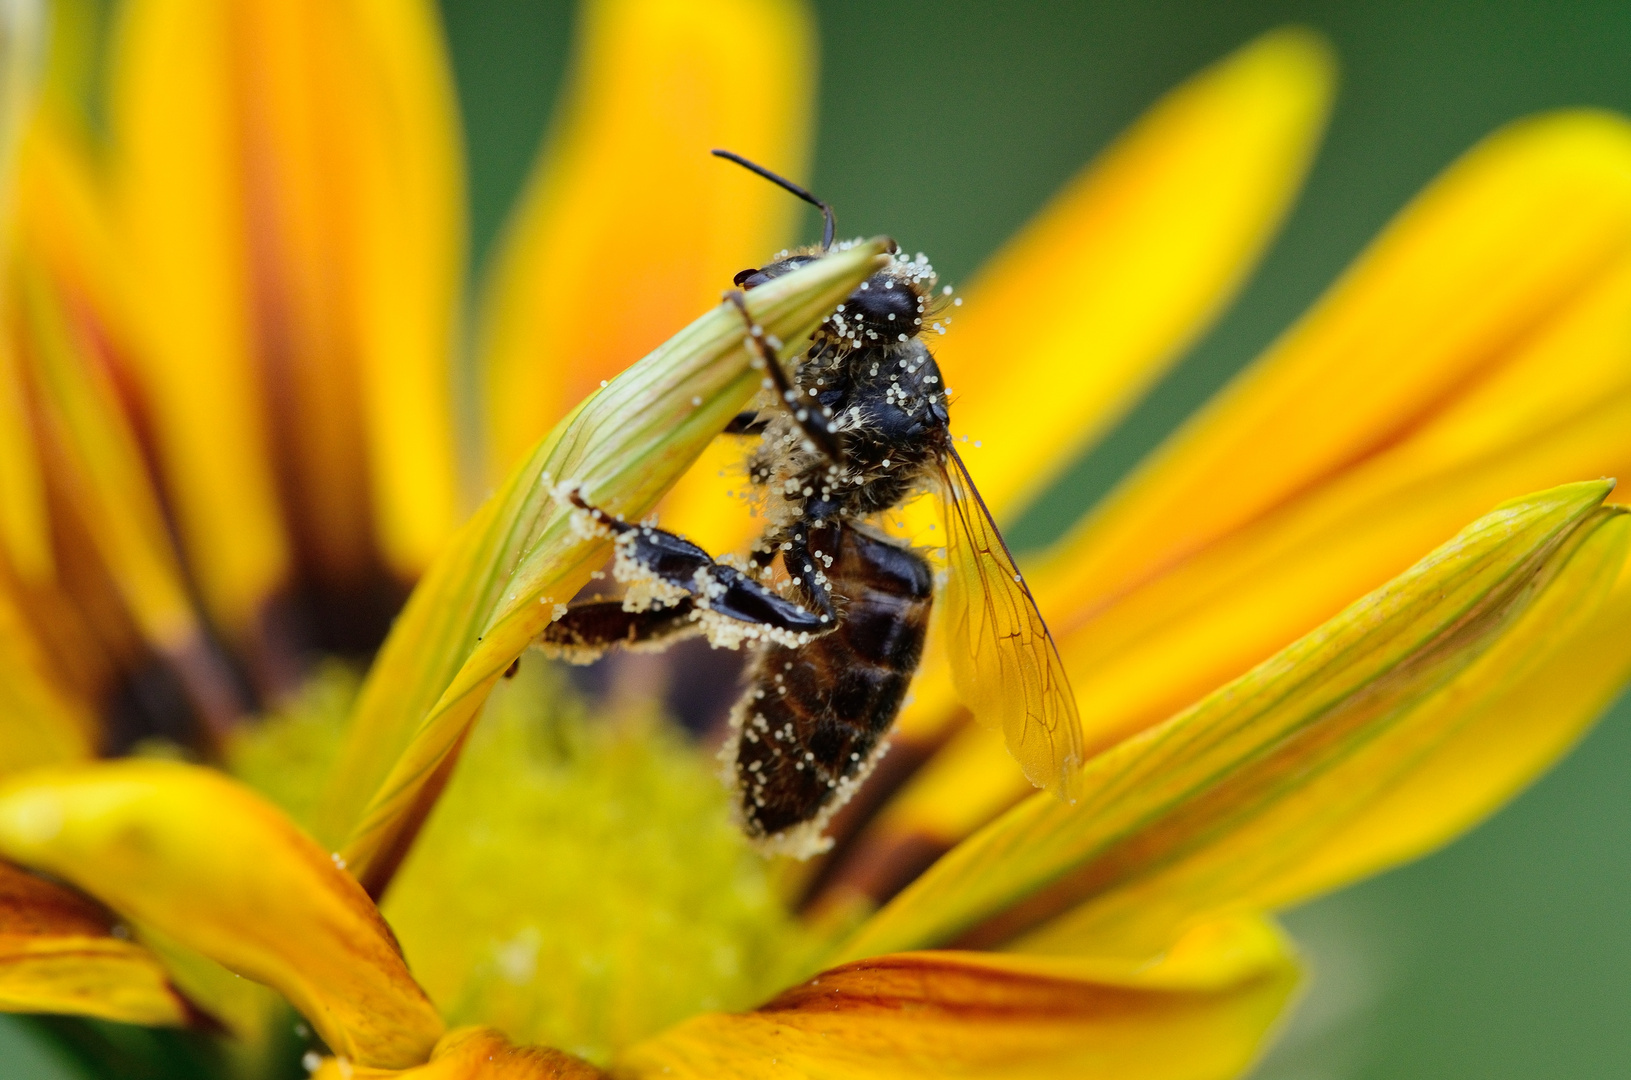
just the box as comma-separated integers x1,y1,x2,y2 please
0,109,190,715
0,327,49,586
0,580,95,776
109,0,292,638
15,266,210,696
10,114,244,733
0,858,188,1026
1,509,146,715
835,483,1629,963
109,0,465,636
5,114,110,598
1020,502,1631,957
221,0,466,584
0,125,162,713
619,914,1295,1080
478,0,814,481
0,760,443,1068
0,0,47,585
825,110,1631,904
326,243,890,894
1212,503,1631,917
314,1027,604,1079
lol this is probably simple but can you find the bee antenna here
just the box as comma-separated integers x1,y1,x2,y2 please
712,148,835,250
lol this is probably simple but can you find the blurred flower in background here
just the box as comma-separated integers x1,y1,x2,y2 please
0,0,1628,1078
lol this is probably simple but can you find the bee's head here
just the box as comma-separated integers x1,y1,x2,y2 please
733,248,949,349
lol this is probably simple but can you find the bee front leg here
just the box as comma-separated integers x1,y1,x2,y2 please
724,290,842,461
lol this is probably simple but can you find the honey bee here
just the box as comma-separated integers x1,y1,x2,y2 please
541,151,1082,855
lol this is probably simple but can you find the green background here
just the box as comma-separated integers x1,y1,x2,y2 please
8,1,1631,1076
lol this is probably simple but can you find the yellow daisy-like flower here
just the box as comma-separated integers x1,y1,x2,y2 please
0,1,1629,1078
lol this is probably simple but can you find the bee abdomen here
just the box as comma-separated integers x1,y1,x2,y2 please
728,527,932,855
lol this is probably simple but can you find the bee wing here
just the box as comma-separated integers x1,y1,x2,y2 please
938,446,1083,801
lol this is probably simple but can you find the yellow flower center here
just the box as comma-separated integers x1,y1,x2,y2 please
231,655,827,1066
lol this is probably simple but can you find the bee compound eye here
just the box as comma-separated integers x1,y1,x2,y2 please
734,255,818,292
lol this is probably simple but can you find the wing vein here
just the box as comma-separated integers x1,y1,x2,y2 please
939,446,1083,800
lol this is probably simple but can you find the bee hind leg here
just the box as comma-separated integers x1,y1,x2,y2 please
537,599,700,663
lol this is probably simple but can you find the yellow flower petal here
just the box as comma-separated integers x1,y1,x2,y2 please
618,914,1296,1080
0,858,188,1026
834,482,1628,963
314,1026,604,1079
326,242,891,894
823,110,1631,906
0,760,443,1068
653,435,764,557
478,0,814,480
1043,109,1631,643
939,27,1332,521
1204,499,1631,917
342,0,466,579
110,0,292,636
